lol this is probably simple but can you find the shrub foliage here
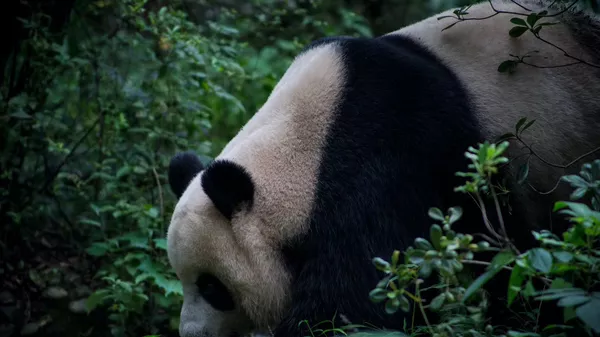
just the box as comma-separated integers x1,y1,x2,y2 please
1,1,598,337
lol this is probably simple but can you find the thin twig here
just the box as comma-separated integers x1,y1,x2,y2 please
535,282,549,332
462,259,513,272
490,180,521,254
544,0,580,18
438,0,600,70
462,260,552,285
535,33,600,68
474,232,503,246
152,167,165,232
511,0,531,11
527,178,562,195
415,280,435,336
38,117,101,194
521,59,583,68
513,134,600,169
474,191,505,242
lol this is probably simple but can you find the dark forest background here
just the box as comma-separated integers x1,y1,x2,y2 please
2,1,599,337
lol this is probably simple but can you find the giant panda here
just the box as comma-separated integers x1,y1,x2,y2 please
165,1,600,336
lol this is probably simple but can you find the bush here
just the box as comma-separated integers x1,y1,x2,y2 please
365,140,600,337
0,0,372,336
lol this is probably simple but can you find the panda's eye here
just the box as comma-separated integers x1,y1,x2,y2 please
195,273,235,311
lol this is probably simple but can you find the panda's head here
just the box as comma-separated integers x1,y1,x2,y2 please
166,42,346,337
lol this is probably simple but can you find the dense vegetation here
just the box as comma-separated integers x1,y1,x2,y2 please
1,1,598,337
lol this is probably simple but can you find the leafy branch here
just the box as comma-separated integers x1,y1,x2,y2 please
368,134,600,336
497,117,600,195
437,0,600,72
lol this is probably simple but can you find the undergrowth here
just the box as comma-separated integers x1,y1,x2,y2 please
302,124,600,336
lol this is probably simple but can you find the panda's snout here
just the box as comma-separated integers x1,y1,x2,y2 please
179,322,213,337
179,322,240,337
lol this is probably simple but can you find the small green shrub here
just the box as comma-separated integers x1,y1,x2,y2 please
363,140,600,337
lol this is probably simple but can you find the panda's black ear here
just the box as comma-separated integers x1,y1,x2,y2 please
200,159,255,220
168,151,205,199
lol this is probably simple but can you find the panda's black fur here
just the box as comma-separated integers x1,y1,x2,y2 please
167,2,600,336
200,160,256,221
168,151,205,199
275,35,488,335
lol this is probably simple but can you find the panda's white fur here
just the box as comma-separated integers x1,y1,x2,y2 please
392,0,600,229
167,1,600,336
168,45,346,336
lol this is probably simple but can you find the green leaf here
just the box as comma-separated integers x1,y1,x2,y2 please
9,110,32,119
133,166,147,174
559,201,594,218
116,232,149,250
557,295,590,308
511,18,527,26
553,201,569,212
497,132,516,141
86,289,111,312
391,250,400,267
570,187,588,200
428,207,445,221
507,331,540,337
414,238,433,250
448,207,463,224
521,119,536,134
147,207,159,218
154,278,183,297
373,257,391,272
528,248,553,273
398,295,410,313
509,26,529,37
564,305,577,322
86,242,109,257
552,251,573,263
523,280,536,297
550,278,573,290
508,264,525,306
385,297,400,314
347,332,408,337
430,225,443,250
498,60,519,73
515,117,528,134
561,174,589,188
462,250,515,303
575,297,600,333
135,273,153,284
79,218,102,227
90,204,101,216
153,238,167,251
419,262,432,278
536,289,586,301
430,293,446,311
527,13,539,27
508,26,529,37
491,249,516,270
369,288,389,303
477,143,487,163
116,166,131,179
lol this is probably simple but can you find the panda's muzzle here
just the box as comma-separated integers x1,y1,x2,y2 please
179,275,246,337
196,273,235,312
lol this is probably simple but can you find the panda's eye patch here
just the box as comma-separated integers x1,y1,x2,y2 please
195,273,235,311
